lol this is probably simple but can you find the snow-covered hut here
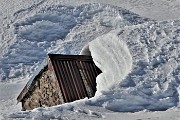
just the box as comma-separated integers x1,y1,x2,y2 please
17,54,101,111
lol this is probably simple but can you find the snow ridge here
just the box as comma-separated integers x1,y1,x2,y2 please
89,32,132,95
0,2,180,118
0,3,149,81
88,20,180,112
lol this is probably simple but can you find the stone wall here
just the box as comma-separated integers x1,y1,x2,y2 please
22,68,63,110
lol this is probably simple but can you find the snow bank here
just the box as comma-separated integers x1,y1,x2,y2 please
0,3,148,81
8,99,104,120
88,20,180,112
1,2,180,119
88,32,132,95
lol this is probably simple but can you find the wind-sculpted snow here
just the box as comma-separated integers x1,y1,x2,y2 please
0,3,148,81
88,33,133,95
1,2,180,118
88,20,180,112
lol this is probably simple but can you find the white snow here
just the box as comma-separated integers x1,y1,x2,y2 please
0,3,148,81
88,21,180,111
0,0,180,120
88,32,133,95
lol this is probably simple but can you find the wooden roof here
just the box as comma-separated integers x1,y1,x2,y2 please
17,54,101,103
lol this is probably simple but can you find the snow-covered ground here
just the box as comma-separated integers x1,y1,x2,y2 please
0,0,180,120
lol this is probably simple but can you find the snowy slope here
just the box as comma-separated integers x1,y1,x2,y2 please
0,3,149,81
0,0,180,120
1,0,180,22
8,100,180,120
61,0,180,20
88,21,180,111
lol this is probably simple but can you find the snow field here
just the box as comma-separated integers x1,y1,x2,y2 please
88,20,180,112
0,1,180,119
0,3,148,81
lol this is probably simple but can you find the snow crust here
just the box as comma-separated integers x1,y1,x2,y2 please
89,33,133,95
0,1,180,119
0,3,148,81
88,21,180,111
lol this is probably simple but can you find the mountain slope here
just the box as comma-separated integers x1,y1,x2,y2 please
0,1,180,120
88,20,180,111
0,3,149,81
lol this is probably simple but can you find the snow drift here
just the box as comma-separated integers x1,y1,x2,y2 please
88,21,180,112
88,33,133,95
0,3,180,118
0,3,149,81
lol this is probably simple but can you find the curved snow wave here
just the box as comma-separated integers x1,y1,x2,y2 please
0,3,148,81
88,20,180,112
88,31,132,95
0,2,180,114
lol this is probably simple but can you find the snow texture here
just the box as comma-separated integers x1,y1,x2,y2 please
88,21,180,111
0,1,180,119
0,3,149,81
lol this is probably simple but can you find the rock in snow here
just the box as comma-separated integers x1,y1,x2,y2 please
0,2,180,119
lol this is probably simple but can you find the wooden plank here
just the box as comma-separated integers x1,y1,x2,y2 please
58,60,73,102
48,54,92,61
72,61,88,98
67,61,82,99
52,60,66,102
81,61,94,89
77,61,94,97
53,60,69,102
62,61,78,101
85,62,97,92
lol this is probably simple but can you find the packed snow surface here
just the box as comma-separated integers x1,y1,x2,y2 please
0,3,149,81
0,1,180,120
89,21,180,111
